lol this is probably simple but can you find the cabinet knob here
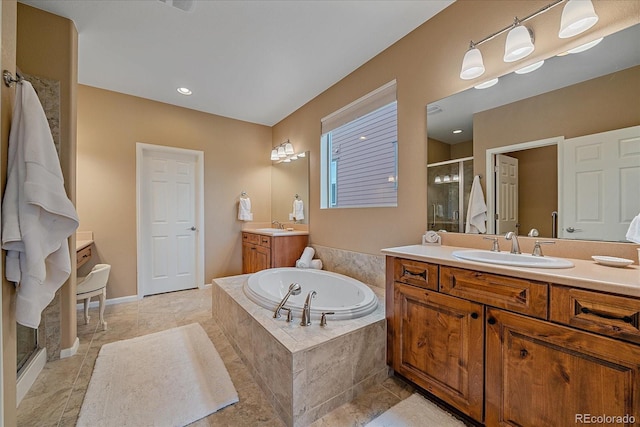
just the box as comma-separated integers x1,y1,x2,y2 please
487,317,497,325
470,312,479,319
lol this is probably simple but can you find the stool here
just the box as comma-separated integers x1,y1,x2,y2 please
76,264,111,331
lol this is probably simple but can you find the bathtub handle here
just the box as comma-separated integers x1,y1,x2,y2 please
282,308,294,323
320,312,335,327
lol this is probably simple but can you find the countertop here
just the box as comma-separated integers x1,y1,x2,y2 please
76,240,93,251
243,228,309,237
382,244,640,298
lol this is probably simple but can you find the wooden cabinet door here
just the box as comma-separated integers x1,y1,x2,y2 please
393,282,484,420
254,245,271,272
486,308,640,427
242,243,254,274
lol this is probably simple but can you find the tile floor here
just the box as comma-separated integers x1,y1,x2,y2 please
16,287,424,427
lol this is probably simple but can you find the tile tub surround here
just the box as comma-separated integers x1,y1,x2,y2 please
212,274,388,427
311,245,386,289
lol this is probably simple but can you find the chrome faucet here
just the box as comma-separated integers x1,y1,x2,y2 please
504,231,521,254
300,291,317,326
273,283,301,318
272,220,284,230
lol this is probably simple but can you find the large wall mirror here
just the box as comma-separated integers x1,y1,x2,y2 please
271,152,310,224
427,23,640,242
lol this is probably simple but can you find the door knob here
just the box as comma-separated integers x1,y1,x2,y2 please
566,227,582,233
188,226,196,231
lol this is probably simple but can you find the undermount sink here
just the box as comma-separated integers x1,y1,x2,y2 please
452,250,574,269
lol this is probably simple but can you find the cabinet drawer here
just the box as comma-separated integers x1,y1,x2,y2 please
550,285,640,344
258,235,271,248
394,259,438,290
242,232,260,245
440,266,548,319
76,245,92,268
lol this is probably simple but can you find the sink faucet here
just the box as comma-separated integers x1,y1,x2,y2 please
272,220,284,230
504,231,521,254
273,283,301,318
300,291,317,326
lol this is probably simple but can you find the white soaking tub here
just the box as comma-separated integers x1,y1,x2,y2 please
244,267,378,321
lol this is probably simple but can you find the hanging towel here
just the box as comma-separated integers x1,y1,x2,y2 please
1,81,79,329
238,197,253,221
465,175,487,234
293,199,304,221
626,213,640,243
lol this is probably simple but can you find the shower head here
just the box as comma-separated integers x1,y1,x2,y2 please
289,283,302,296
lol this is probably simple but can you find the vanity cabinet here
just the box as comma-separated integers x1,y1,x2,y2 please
241,231,308,274
386,256,640,426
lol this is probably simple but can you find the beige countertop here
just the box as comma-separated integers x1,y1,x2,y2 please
243,228,309,237
382,244,640,298
76,240,93,251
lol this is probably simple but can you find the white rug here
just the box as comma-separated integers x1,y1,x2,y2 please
366,394,465,427
77,323,238,427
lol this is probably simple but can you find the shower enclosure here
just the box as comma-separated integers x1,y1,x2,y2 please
427,157,473,232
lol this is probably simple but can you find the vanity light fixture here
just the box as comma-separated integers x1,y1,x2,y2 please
504,21,535,62
443,175,451,183
474,78,499,89
558,0,599,39
284,141,295,155
515,60,545,74
177,87,192,95
459,0,599,81
434,175,442,184
270,149,279,161
566,36,603,53
277,146,287,158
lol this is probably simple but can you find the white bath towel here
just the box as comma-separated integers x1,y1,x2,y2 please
465,175,487,234
293,199,304,221
1,81,79,328
297,246,315,268
238,197,253,221
296,259,323,270
626,213,640,243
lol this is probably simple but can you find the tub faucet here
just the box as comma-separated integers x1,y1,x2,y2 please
300,291,317,326
273,283,301,318
504,231,521,254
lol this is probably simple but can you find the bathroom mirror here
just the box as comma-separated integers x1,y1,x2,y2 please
426,23,640,242
271,152,310,224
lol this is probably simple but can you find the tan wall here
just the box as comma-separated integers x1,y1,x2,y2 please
427,138,450,164
272,0,639,255
450,140,473,160
474,65,640,182
16,3,78,352
1,2,17,423
77,85,272,299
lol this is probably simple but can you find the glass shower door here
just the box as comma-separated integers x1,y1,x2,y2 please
427,157,474,233
17,324,37,373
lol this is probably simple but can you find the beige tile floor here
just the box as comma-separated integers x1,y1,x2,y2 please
16,287,422,427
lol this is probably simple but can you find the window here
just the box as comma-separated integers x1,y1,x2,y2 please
320,81,397,208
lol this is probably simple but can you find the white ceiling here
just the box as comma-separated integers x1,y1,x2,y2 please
20,0,454,126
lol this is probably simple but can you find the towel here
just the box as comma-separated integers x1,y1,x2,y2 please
238,197,253,221
626,213,640,243
297,246,315,268
1,81,79,328
293,199,304,221
296,259,322,270
465,175,487,234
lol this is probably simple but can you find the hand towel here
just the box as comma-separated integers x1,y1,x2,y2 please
465,175,487,234
293,199,304,221
1,81,79,328
297,246,315,268
238,197,253,221
626,213,640,243
296,259,323,270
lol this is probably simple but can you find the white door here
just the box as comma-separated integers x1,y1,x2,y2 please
140,148,198,296
495,154,519,234
562,126,640,241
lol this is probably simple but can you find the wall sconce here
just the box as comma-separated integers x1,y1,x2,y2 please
459,0,599,80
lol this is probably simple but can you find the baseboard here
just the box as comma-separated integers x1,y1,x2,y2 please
76,294,139,310
60,337,80,359
17,347,47,406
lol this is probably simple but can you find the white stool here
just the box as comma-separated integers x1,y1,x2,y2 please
76,264,111,331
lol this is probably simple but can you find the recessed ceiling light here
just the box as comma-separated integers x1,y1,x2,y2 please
453,129,463,134
474,78,499,89
515,60,545,74
177,87,192,95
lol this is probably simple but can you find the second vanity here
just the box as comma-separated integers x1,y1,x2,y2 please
242,228,309,274
382,244,640,426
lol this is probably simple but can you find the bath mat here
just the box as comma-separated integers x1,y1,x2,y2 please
365,393,465,427
77,323,238,427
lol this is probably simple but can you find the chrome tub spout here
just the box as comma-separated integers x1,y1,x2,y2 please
300,290,317,326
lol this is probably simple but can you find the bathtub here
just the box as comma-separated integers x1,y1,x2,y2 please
244,267,378,321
